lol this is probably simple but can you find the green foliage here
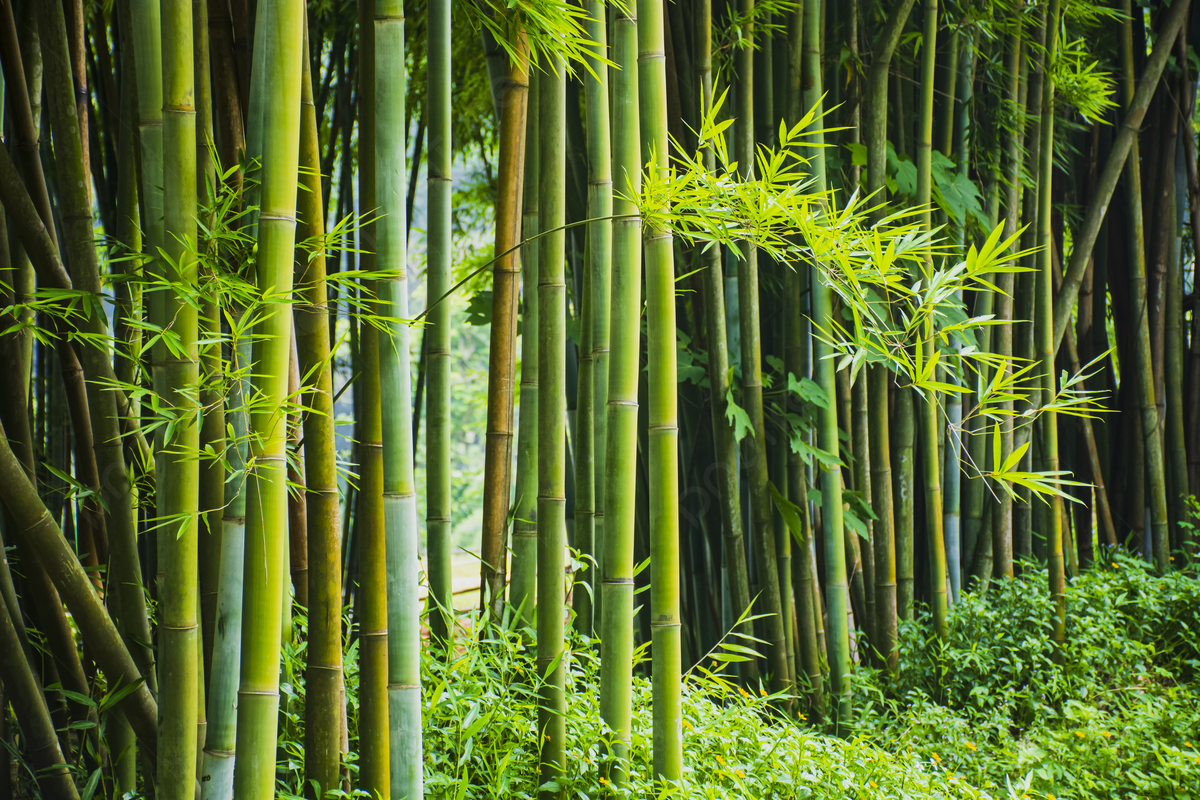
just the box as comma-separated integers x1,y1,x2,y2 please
266,606,993,799
852,558,1200,799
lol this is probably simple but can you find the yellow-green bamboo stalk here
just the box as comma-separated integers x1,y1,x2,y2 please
1119,0,1170,569
575,0,613,636
231,0,304,795
735,0,789,695
802,0,850,726
587,0,612,637
511,62,540,624
373,0,422,792
1037,0,1066,640
425,0,453,647
297,14,345,791
701,0,755,687
356,0,390,791
641,0,683,777
600,0,641,780
158,0,202,792
916,0,949,640
538,52,568,800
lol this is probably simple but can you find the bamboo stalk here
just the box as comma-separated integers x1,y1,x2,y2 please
199,334,250,800
231,0,304,794
600,0,641,778
641,0,683,776
356,0,390,791
734,0,789,697
1118,0,1171,569
992,30,1024,581
158,0,203,790
479,31,530,618
701,0,755,687
511,62,540,623
372,0,422,791
917,0,949,639
297,12,345,791
1037,0,1066,641
538,52,568,800
802,0,850,726
425,0,454,646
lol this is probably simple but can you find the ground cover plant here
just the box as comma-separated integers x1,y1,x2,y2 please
852,557,1200,799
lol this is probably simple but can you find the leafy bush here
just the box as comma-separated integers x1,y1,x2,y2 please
851,556,1200,799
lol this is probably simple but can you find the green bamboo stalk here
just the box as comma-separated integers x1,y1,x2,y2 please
852,368,874,649
701,0,756,687
860,0,909,665
588,0,612,637
158,0,202,790
356,0,390,791
574,0,613,637
195,0,219,764
1036,0,1066,640
479,32,530,618
992,30,1023,582
640,0,683,776
938,29,959,161
600,0,641,779
511,62,540,624
945,381,962,602
129,0,164,430
735,0,789,695
538,52,568,800
231,0,304,795
917,0,949,639
1165,140,1187,551
372,0,422,790
0,593,79,800
1117,0,1171,569
297,13,345,791
802,0,850,725
425,0,453,647
199,334,250,800
785,267,825,717
1014,12,1045,563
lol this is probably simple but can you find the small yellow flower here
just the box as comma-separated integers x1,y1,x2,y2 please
1099,730,1114,738
869,781,878,789
1074,731,1086,738
738,687,749,699
599,777,609,786
1047,794,1057,800
964,741,976,752
931,752,941,764
715,755,726,766
683,719,692,730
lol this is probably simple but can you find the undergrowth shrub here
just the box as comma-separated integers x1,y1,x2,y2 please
851,555,1200,799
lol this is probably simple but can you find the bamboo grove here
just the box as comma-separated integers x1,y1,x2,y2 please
0,0,1197,795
